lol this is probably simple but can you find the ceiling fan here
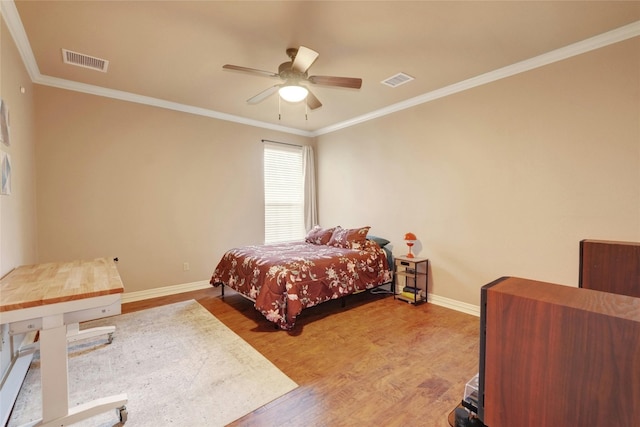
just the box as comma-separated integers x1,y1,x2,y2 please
223,46,362,111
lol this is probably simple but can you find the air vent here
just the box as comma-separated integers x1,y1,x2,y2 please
62,49,109,72
381,72,414,88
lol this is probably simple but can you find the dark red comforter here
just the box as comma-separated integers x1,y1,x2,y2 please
210,240,391,329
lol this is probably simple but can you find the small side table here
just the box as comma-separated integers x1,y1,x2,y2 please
394,256,428,304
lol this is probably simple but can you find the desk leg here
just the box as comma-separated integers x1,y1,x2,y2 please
40,314,69,422
25,314,128,427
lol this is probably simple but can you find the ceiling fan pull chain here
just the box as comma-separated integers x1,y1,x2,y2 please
278,96,281,121
305,102,308,121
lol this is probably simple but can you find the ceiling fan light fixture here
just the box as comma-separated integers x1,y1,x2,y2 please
279,84,308,103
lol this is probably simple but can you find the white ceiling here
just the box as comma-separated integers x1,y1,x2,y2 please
3,1,640,137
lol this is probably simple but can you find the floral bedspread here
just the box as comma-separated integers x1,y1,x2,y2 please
210,240,391,330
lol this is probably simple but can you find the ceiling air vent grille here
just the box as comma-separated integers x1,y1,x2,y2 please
62,49,109,72
381,72,414,88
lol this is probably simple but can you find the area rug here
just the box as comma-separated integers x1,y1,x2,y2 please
8,300,298,426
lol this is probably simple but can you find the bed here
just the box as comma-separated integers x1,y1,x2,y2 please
210,226,393,330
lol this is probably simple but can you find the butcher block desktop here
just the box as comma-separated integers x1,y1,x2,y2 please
0,258,128,426
0,257,124,312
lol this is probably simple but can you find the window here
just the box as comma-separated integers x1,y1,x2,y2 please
263,142,305,243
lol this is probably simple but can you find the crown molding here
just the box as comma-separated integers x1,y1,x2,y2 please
1,0,313,137
3,0,638,138
34,74,315,137
312,20,640,137
1,0,40,80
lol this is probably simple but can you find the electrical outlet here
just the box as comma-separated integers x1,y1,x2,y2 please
183,262,190,271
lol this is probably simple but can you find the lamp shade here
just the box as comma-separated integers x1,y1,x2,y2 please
279,85,308,103
404,232,417,258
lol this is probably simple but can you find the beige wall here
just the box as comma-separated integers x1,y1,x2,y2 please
34,87,312,293
1,16,37,387
0,20,37,275
317,38,640,306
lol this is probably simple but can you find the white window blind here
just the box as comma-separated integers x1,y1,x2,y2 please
264,142,305,243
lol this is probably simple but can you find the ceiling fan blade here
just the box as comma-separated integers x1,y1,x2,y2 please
306,89,322,110
292,46,319,73
308,75,362,89
247,85,280,104
223,64,279,78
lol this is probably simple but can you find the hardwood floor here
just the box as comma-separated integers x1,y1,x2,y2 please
123,287,480,427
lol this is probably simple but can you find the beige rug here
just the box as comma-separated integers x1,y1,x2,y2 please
8,300,298,426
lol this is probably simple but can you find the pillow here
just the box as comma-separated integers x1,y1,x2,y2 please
305,225,335,245
367,235,391,248
327,226,371,249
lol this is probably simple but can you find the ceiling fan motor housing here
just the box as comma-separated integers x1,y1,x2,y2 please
278,62,306,81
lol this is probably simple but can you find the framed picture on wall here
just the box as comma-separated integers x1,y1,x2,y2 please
1,150,11,195
0,99,9,146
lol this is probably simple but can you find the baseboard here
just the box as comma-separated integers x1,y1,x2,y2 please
122,280,212,304
428,293,481,317
121,280,480,316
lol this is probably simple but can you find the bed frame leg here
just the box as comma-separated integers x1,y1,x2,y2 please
221,284,225,299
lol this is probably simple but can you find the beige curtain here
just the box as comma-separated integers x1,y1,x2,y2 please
302,145,317,231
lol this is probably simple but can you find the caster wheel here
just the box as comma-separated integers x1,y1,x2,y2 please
108,333,114,344
117,405,128,424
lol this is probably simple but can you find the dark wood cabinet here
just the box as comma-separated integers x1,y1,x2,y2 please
580,239,640,297
479,276,640,427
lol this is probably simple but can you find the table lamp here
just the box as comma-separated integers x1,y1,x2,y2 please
404,232,417,258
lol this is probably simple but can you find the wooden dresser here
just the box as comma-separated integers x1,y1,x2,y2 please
579,239,640,297
479,276,640,427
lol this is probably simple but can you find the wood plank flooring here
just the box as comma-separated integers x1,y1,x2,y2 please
123,286,480,427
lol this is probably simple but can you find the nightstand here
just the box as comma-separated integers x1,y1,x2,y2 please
394,256,428,304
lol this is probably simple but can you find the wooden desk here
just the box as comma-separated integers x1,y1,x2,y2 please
0,258,128,426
